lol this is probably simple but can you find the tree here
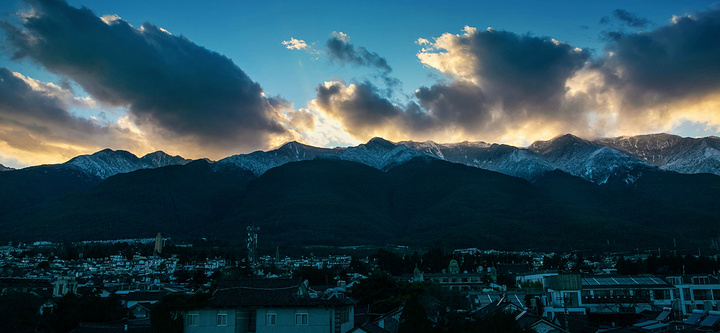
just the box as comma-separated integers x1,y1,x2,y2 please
477,311,536,332
398,293,433,333
374,249,406,276
47,293,127,333
350,271,403,313
151,293,210,333
0,291,44,332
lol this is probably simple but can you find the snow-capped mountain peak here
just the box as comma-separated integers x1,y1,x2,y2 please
22,133,720,185
65,149,189,179
594,134,720,176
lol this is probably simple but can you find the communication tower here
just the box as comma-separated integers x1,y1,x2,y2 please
247,226,260,270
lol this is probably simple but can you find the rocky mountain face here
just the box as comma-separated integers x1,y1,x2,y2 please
401,140,554,181
215,137,427,176
65,149,190,179
218,135,658,185
528,134,655,185
594,134,720,175
6,133,720,185
214,141,339,176
0,163,14,171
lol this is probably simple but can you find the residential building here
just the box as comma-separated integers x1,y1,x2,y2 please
664,275,720,316
415,259,497,291
184,279,355,333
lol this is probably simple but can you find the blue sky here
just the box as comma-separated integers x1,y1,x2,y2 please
1,0,719,168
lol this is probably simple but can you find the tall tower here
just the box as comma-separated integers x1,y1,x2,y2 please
247,226,260,270
154,232,163,256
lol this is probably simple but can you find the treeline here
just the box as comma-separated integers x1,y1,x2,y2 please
371,248,533,276
616,254,720,275
0,292,126,333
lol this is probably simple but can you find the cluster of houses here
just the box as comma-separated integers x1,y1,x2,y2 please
5,240,720,332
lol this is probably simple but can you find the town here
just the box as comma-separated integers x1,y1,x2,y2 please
2,231,720,333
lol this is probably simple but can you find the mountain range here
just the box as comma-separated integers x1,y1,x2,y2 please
1,133,719,251
7,133,719,184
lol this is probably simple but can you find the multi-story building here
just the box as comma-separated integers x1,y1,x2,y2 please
184,279,355,333
413,259,497,292
663,275,720,317
543,275,676,320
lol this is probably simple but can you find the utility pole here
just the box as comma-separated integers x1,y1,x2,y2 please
556,293,571,333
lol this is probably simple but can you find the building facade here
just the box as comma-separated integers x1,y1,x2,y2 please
184,279,355,333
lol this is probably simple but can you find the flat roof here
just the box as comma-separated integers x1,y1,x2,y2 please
582,276,672,288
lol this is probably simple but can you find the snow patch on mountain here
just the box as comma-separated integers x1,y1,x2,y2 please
65,149,189,179
530,134,654,184
50,133,719,185
216,141,340,176
403,140,552,181
595,134,720,176
336,138,428,170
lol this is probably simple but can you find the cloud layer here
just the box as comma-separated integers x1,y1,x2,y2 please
0,67,146,165
2,0,293,158
325,32,392,75
311,26,595,144
310,9,720,145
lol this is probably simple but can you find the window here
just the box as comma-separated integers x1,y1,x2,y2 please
217,313,228,326
266,313,277,326
295,313,309,325
187,313,199,326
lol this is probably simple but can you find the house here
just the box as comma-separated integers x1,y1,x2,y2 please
472,297,568,333
348,307,402,333
121,290,166,309
415,260,497,292
184,279,355,333
53,275,78,297
129,302,153,318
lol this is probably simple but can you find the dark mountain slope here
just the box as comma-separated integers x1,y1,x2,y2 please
3,160,255,241
221,159,395,246
2,157,720,252
0,165,101,216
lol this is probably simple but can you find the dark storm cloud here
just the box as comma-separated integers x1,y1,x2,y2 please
1,0,289,149
414,80,491,130
460,29,590,112
315,81,402,136
313,27,598,140
601,8,720,104
325,35,393,74
316,27,594,140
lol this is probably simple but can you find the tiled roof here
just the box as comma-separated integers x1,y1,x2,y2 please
208,279,354,308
